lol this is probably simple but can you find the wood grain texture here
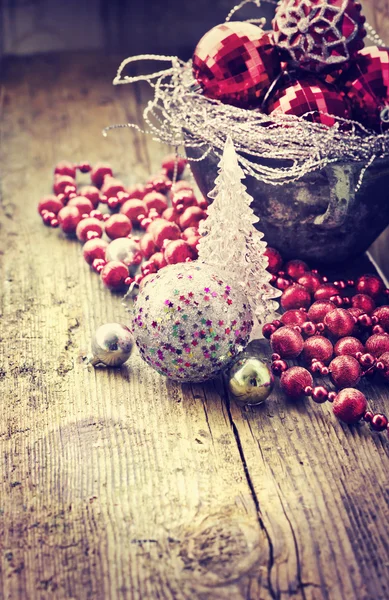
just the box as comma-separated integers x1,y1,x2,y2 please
0,52,389,600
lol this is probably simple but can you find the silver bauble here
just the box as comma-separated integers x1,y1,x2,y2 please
227,352,274,406
105,238,141,273
89,323,133,367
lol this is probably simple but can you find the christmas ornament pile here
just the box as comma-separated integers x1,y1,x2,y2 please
111,0,389,187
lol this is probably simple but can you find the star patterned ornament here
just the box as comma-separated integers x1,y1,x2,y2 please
272,0,366,73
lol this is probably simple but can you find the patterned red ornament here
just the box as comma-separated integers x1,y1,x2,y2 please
281,309,308,326
329,355,361,388
340,47,389,131
272,0,366,73
356,273,384,299
334,336,364,356
280,366,313,398
372,306,389,333
270,326,304,358
365,333,389,357
324,308,355,338
302,335,334,364
307,300,336,323
267,77,350,126
192,23,281,108
281,284,311,310
332,388,367,424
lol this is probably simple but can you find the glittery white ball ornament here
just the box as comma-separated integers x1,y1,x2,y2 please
132,262,253,382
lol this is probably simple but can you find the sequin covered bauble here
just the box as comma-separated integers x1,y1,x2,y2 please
132,262,253,382
272,0,366,73
266,77,350,126
192,22,281,108
340,47,389,131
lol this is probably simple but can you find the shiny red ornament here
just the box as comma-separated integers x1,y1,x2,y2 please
162,207,180,224
101,261,129,290
38,195,64,216
312,386,329,403
302,335,333,364
356,273,384,299
281,284,311,310
127,184,147,200
264,247,283,274
149,252,167,270
263,323,277,339
284,259,309,280
68,195,94,215
371,413,389,432
281,308,308,326
105,214,132,240
332,388,367,424
372,306,389,333
121,199,147,223
143,192,168,214
314,284,339,301
267,77,350,126
334,336,364,356
91,164,113,188
179,206,207,230
164,240,195,265
377,352,389,381
57,205,82,235
329,355,361,388
271,359,289,375
76,217,104,242
297,272,322,293
365,333,389,357
146,173,172,194
324,308,355,338
53,175,76,196
340,47,389,131
54,160,76,178
307,300,336,323
273,0,366,73
78,185,101,208
148,218,181,248
351,293,376,314
161,155,187,179
83,238,108,265
301,321,316,336
101,177,125,199
171,190,197,213
192,22,281,108
270,325,304,358
280,366,313,398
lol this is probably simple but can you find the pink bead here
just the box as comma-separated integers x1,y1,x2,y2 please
262,323,277,339
312,386,328,403
143,192,168,214
78,185,101,208
101,261,129,290
58,206,82,234
77,161,92,173
120,199,147,222
76,217,104,242
38,195,64,215
164,239,195,265
68,195,94,215
371,413,388,432
83,238,108,265
90,164,113,188
105,214,132,240
54,160,76,178
42,211,55,225
90,210,103,220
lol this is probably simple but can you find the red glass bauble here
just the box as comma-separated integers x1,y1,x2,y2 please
372,306,389,333
148,218,181,248
192,23,281,108
58,205,82,235
340,47,389,131
356,273,384,299
307,300,336,323
329,355,361,388
314,284,339,301
270,326,304,358
105,214,132,240
377,352,389,381
284,259,309,280
79,185,101,208
365,333,389,357
267,77,350,126
164,240,195,264
302,335,333,364
101,261,129,290
332,388,367,424
264,247,283,274
280,366,313,398
297,272,322,293
76,217,104,242
281,309,308,326
324,308,355,338
334,336,364,356
273,0,366,73
351,293,376,314
83,238,108,265
281,284,311,310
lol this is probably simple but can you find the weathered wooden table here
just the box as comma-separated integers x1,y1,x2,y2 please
1,53,389,600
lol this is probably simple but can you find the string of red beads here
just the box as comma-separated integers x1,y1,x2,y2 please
263,249,389,438
38,156,208,291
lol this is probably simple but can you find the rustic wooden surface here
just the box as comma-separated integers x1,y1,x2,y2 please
1,52,389,600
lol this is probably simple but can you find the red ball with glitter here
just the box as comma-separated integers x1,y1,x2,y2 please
324,308,355,338
281,309,308,326
280,366,313,398
266,77,351,127
270,326,304,358
308,300,336,323
121,199,147,223
148,218,181,248
164,240,195,264
68,195,94,215
273,0,366,73
264,247,283,274
372,306,389,333
83,238,108,265
329,355,361,388
284,259,308,280
105,214,132,240
58,205,82,235
332,388,367,424
356,273,384,298
79,185,101,208
314,284,339,301
76,217,104,242
192,22,281,108
297,272,322,293
38,195,64,216
351,293,376,314
302,335,333,364
281,284,311,310
334,336,364,356
101,261,129,290
365,333,389,357
377,352,389,381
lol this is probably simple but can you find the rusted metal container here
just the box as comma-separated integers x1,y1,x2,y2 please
186,145,389,265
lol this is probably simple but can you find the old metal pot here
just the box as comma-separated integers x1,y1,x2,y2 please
186,145,389,265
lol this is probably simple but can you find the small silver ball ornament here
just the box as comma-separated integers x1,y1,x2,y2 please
105,237,141,272
88,323,133,367
227,352,274,406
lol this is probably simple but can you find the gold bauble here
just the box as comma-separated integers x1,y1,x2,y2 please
227,353,274,406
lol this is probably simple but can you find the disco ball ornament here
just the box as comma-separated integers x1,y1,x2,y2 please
132,262,253,382
266,77,350,126
88,323,134,367
272,0,366,73
227,352,274,406
340,46,389,131
192,22,281,108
